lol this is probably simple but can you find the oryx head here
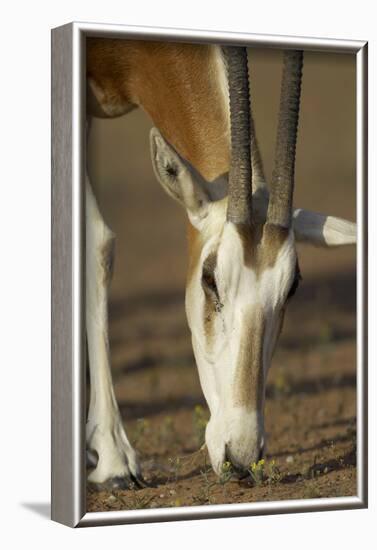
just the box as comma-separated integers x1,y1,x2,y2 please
150,48,356,475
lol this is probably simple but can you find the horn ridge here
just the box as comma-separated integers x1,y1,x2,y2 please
267,50,303,228
224,46,253,225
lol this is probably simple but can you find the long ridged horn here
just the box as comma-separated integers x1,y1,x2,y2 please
224,46,253,224
267,50,303,228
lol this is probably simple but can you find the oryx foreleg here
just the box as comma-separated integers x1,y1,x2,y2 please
85,178,142,488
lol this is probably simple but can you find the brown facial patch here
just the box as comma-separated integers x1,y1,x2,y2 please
233,308,265,410
261,224,290,267
234,222,261,268
235,222,290,273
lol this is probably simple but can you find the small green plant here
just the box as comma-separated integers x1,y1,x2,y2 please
218,460,235,499
248,459,266,486
192,405,208,447
194,468,217,505
266,460,282,484
219,461,234,485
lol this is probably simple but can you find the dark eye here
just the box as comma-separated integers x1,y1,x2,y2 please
201,252,218,297
202,270,217,294
287,265,302,300
202,269,223,312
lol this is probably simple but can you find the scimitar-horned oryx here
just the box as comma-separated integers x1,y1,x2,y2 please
86,41,356,488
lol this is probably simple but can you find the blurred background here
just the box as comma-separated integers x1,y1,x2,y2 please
87,47,357,510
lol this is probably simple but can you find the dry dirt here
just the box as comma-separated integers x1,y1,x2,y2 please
86,48,357,513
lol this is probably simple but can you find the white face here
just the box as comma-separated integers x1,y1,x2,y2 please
186,202,299,474
150,127,356,476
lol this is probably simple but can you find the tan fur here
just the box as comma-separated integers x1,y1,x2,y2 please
261,224,290,266
233,308,265,409
87,39,230,182
235,222,289,272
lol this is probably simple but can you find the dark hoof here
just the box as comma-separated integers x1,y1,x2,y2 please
131,473,149,489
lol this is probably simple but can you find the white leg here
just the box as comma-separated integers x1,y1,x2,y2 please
86,177,142,487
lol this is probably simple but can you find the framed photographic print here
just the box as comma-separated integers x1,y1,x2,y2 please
51,22,368,528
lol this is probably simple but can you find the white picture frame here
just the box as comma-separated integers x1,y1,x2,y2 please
51,21,368,528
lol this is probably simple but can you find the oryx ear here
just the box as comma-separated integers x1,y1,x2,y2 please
150,127,209,228
293,208,356,246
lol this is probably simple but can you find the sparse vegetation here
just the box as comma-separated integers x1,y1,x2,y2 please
248,459,266,486
266,460,283,484
247,459,283,486
219,461,234,484
192,468,217,505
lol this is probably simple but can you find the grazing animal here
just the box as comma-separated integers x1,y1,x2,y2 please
86,40,356,487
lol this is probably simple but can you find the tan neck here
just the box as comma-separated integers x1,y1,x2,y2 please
87,39,230,182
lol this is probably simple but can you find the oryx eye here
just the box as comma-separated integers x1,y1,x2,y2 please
202,270,217,294
201,252,220,299
202,268,222,312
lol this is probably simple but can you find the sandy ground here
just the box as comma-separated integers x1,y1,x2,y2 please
86,47,357,512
